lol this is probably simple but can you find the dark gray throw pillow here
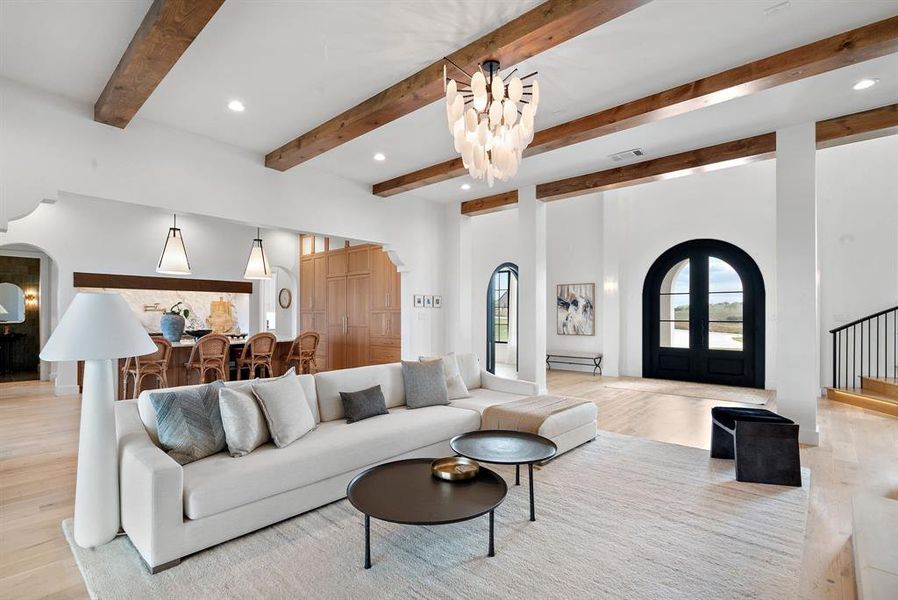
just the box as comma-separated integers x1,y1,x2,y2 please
150,380,226,465
401,360,449,409
339,385,389,423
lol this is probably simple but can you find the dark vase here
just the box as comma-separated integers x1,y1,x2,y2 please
160,312,185,343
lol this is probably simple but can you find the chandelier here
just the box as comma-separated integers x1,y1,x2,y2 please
444,59,539,187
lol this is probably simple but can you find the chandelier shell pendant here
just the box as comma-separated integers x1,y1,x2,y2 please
444,59,538,187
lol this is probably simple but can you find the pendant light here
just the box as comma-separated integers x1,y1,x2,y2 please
156,214,191,275
244,228,272,279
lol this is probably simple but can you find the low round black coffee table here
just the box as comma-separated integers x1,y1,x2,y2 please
347,458,507,569
450,430,557,522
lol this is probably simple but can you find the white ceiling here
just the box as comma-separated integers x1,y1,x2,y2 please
1,0,896,204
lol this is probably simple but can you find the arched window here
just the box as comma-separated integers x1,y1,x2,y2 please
486,263,518,375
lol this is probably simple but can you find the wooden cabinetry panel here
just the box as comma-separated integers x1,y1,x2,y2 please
326,277,347,370
347,275,370,326
300,259,314,309
370,310,401,339
347,246,371,275
327,248,347,278
313,255,327,308
369,344,400,365
371,249,401,310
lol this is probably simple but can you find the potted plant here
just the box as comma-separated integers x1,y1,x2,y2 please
160,301,190,342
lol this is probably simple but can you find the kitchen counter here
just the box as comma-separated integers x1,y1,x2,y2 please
78,336,299,399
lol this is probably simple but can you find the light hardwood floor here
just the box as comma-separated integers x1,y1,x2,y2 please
1,372,896,599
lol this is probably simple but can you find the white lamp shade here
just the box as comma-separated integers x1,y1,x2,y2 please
244,239,272,279
40,292,155,361
157,227,191,275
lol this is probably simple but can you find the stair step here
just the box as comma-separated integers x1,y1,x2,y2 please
826,387,898,418
861,376,898,400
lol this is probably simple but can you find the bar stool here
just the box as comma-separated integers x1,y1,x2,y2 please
236,332,278,380
285,332,320,374
184,334,230,384
121,336,172,399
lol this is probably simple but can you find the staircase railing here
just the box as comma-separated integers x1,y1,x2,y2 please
830,305,898,389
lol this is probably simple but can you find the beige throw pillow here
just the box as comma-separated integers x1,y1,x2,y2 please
219,386,270,457
252,369,316,448
420,354,471,400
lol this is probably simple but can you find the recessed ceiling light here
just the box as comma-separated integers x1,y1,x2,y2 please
373,152,386,162
460,183,471,191
227,100,245,112
852,78,879,91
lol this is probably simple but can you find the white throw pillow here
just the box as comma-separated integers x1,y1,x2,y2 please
252,368,316,448
453,352,482,390
420,354,471,400
219,386,270,457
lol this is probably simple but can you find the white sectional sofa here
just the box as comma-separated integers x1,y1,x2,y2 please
116,354,597,571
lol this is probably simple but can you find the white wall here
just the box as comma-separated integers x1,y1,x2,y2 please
0,78,448,386
460,134,897,390
818,135,898,386
545,195,604,372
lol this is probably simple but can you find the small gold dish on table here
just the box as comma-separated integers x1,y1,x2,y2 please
431,457,480,481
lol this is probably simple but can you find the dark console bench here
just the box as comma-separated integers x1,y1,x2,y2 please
545,351,603,376
711,407,801,487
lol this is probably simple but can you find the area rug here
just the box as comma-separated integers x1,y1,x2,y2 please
602,377,773,405
64,432,808,599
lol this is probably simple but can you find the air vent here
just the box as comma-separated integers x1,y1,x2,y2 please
609,148,645,162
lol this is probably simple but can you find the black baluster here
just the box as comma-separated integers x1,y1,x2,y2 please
832,333,837,389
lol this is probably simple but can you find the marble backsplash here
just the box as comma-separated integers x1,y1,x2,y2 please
104,289,251,334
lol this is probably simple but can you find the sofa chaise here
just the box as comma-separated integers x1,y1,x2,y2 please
116,353,597,571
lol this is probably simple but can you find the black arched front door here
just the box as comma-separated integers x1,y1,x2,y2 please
486,263,518,374
643,239,765,388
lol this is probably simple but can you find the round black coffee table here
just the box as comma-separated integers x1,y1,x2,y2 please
450,430,557,522
346,458,507,569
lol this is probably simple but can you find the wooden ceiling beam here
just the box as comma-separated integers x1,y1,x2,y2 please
265,0,650,171
536,103,898,202
460,191,519,216
94,0,225,128
376,15,898,197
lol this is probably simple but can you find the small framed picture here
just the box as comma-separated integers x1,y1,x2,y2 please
433,295,442,308
424,295,434,308
414,295,424,308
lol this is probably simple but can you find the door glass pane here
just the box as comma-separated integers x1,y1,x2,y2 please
661,293,690,321
708,292,743,322
661,259,690,294
709,321,743,351
660,321,689,348
709,257,742,292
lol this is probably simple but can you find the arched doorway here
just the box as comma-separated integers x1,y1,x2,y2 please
486,263,518,375
642,239,765,388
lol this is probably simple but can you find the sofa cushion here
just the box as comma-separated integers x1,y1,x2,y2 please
219,386,270,457
252,370,316,448
314,363,405,422
149,381,226,465
454,353,482,390
181,405,481,519
138,373,319,445
340,385,388,423
402,360,449,408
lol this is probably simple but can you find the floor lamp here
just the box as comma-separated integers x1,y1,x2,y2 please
40,292,155,548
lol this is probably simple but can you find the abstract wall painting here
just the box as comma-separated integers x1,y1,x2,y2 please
557,283,595,336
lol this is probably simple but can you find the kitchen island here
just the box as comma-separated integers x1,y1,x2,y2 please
79,336,299,399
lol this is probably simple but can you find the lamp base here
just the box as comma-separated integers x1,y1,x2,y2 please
73,359,120,548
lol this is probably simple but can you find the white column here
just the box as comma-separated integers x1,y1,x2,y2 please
776,123,819,445
601,192,622,376
444,203,473,353
517,186,547,391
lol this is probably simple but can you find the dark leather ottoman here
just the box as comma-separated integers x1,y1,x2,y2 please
711,407,801,487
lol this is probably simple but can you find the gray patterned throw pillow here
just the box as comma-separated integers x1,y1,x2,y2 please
150,380,226,465
401,360,449,409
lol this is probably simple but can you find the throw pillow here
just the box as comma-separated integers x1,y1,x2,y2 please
339,385,389,423
401,360,449,409
252,370,316,447
219,386,271,457
150,380,226,465
454,353,482,390
419,353,471,400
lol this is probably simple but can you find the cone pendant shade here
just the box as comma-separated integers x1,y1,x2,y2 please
157,215,191,275
244,228,272,279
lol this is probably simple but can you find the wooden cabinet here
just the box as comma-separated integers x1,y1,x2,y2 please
300,239,400,371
